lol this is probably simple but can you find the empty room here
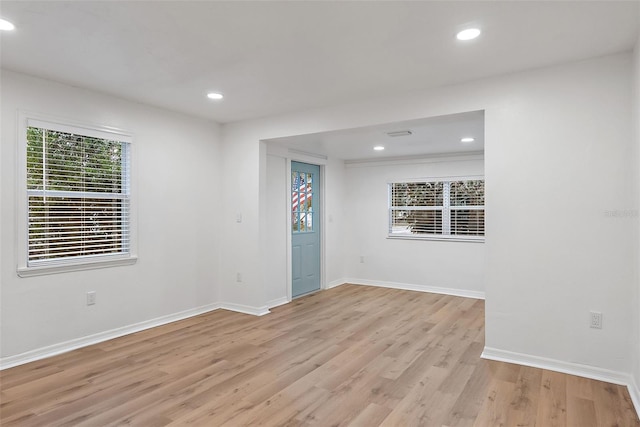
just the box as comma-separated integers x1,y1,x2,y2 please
1,1,639,426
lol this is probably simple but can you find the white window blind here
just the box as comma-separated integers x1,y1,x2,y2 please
389,179,484,240
449,180,485,237
26,121,131,266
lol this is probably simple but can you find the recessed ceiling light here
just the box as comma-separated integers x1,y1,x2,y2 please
461,137,475,143
374,146,385,151
456,28,481,41
0,19,15,31
207,92,223,100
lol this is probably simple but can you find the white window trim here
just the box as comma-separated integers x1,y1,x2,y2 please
16,111,138,277
387,175,485,243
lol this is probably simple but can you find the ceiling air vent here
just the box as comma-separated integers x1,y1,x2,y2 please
386,130,412,137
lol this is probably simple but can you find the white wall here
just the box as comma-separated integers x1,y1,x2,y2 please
484,54,634,375
633,32,640,398
324,157,346,286
0,71,222,360
221,52,636,377
344,155,485,297
265,154,288,305
220,120,350,312
217,126,263,310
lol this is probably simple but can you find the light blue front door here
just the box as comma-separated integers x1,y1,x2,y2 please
291,161,320,298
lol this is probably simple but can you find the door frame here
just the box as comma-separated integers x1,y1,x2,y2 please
286,157,326,301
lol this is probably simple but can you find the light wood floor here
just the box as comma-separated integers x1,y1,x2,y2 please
1,284,638,426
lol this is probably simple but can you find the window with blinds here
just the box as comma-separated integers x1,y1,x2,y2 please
389,179,484,240
25,120,131,266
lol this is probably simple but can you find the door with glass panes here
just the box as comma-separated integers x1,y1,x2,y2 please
291,161,320,297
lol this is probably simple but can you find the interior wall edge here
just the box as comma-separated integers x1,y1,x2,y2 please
342,279,486,300
326,279,347,290
266,296,289,309
217,302,270,317
631,377,640,421
633,12,640,406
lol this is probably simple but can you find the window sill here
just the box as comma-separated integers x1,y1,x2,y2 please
387,235,485,243
17,256,138,278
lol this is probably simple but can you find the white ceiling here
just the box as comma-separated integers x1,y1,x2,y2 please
266,110,484,161
0,1,638,125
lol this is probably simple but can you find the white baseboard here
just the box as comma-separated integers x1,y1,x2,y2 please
218,302,270,316
326,279,347,290
0,302,221,370
482,346,640,419
266,296,289,309
344,278,485,300
629,376,640,420
0,299,278,370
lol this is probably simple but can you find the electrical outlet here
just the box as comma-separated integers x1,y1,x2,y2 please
236,272,242,283
590,311,602,329
86,291,96,306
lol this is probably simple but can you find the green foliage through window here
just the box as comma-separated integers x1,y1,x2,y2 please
26,124,131,264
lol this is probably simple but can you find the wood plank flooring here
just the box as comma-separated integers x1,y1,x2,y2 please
1,284,638,426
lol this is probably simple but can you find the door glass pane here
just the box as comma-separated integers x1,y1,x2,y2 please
306,173,314,231
306,211,313,230
292,212,299,232
292,169,315,233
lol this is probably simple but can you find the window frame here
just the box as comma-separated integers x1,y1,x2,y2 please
387,176,485,243
16,112,137,277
